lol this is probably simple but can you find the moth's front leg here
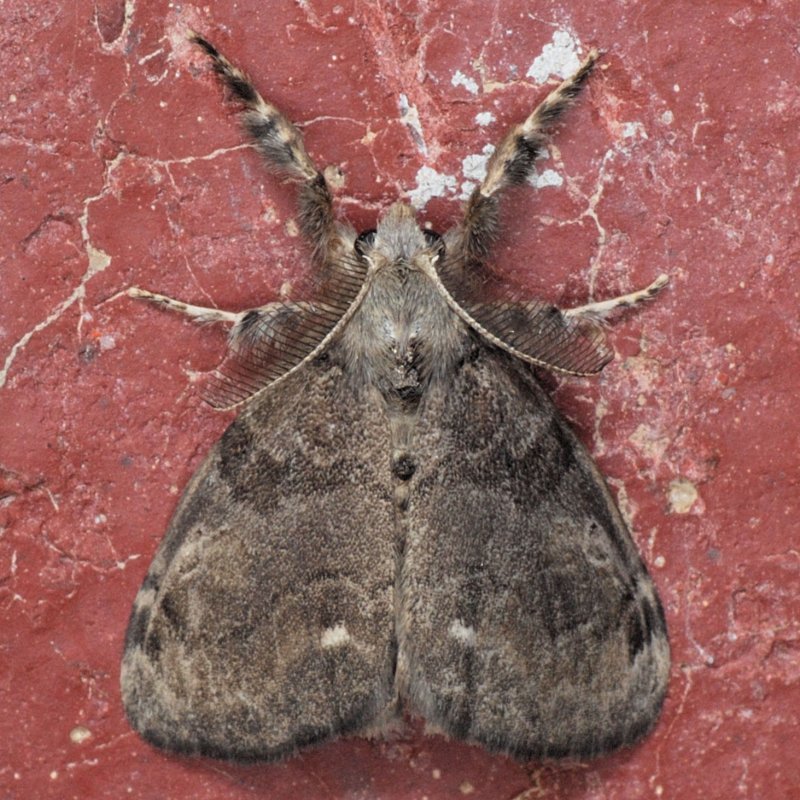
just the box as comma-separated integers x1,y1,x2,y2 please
126,287,243,325
451,50,600,264
190,33,350,266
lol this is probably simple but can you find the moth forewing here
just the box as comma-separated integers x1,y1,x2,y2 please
121,35,669,762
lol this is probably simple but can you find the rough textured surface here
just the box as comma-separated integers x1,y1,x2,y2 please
1,1,797,798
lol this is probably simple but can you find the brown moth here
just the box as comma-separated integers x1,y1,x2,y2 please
121,34,670,761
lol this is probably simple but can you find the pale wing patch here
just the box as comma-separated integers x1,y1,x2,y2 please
320,623,351,648
448,619,477,646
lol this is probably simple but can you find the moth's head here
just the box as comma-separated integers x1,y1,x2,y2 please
355,202,444,273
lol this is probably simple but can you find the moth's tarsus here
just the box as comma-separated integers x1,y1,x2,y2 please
122,36,670,763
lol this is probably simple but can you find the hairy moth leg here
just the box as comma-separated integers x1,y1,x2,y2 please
190,33,347,264
564,274,669,321
126,287,243,325
454,49,600,263
126,286,322,355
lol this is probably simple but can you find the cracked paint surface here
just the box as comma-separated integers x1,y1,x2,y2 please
1,1,798,798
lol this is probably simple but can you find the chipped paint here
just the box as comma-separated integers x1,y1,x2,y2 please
451,70,479,95
526,30,582,83
668,478,700,514
409,165,457,208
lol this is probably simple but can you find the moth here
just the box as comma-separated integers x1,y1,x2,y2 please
121,34,670,762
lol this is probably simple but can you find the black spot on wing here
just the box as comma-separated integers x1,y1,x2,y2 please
392,453,416,480
159,593,186,634
627,609,646,660
144,628,162,659
125,605,151,650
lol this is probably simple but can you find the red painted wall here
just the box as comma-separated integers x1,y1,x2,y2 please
2,1,797,797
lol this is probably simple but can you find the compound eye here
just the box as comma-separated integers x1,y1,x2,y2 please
354,229,377,257
423,229,445,257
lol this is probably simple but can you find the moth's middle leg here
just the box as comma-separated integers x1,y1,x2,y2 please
564,274,669,321
126,287,304,351
126,287,243,325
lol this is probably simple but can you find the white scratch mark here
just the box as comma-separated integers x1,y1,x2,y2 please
0,153,121,389
95,0,135,53
399,94,428,156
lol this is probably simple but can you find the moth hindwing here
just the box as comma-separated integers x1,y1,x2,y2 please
121,35,670,761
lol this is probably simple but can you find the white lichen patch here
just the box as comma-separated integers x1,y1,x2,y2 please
320,623,350,648
668,478,699,514
451,70,479,95
448,619,477,645
462,144,495,182
530,168,564,189
527,30,582,83
620,121,648,141
409,166,457,209
459,144,495,198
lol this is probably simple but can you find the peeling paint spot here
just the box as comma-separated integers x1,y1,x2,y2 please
474,111,495,126
462,144,494,182
526,30,582,83
409,166,456,208
531,168,564,189
621,121,649,140
459,145,495,198
451,70,479,95
323,164,346,189
69,726,92,744
668,478,699,514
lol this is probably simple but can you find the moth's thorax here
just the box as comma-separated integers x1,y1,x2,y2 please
342,265,466,403
338,203,467,403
